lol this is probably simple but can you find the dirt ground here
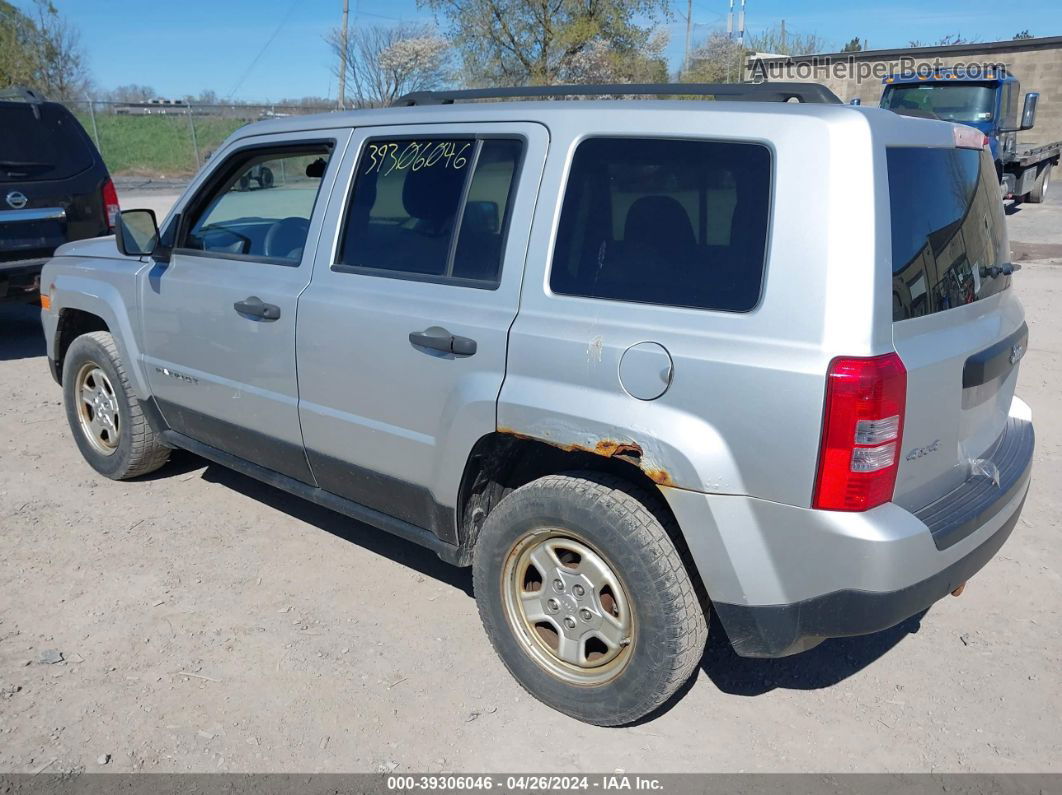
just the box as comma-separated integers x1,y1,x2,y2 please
0,191,1060,774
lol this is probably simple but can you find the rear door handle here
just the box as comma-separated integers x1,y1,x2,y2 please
233,296,281,321
409,326,477,357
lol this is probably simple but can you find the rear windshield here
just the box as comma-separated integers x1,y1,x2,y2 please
0,103,96,182
550,137,771,312
888,146,1008,322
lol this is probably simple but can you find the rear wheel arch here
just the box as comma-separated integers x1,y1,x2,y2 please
456,432,709,606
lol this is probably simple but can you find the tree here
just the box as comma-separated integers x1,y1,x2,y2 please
1,1,40,88
562,29,669,84
30,0,91,100
908,33,980,47
680,30,745,83
105,84,158,103
745,23,828,56
1013,30,1034,40
327,23,451,107
417,0,670,86
841,36,863,52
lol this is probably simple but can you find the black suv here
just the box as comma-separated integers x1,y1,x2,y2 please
1,87,117,304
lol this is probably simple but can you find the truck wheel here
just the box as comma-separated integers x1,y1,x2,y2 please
62,332,170,480
1027,165,1052,203
473,472,707,726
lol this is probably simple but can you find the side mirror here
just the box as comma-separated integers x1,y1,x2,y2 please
116,209,159,257
849,98,862,106
1019,92,1038,131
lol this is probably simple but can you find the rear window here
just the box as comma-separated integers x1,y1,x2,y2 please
0,103,96,182
550,137,771,312
888,147,1008,322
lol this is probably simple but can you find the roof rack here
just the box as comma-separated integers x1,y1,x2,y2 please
0,86,46,118
393,82,843,107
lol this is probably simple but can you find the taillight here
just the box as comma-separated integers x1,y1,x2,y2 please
102,178,120,232
813,353,907,512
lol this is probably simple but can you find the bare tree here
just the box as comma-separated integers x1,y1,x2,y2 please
680,30,746,83
908,34,981,47
746,23,828,56
105,84,158,103
31,0,91,100
327,23,451,108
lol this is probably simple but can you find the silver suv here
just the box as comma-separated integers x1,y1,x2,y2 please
40,84,1034,726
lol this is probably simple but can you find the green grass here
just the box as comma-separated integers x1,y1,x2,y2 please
73,114,248,177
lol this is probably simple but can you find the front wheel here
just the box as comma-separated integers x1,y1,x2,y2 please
473,472,707,726
62,332,170,480
1026,164,1052,204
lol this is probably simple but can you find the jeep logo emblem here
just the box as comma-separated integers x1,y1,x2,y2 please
5,191,28,209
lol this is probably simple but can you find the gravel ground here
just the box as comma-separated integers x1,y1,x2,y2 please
0,191,1059,774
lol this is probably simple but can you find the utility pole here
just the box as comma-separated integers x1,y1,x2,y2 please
780,18,786,52
338,0,349,110
682,0,692,77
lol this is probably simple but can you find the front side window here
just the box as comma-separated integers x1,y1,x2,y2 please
550,137,771,312
183,145,332,262
336,137,522,286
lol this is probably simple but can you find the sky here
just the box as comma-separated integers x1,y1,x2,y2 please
25,0,1062,103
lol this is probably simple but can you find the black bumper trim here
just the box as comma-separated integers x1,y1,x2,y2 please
916,418,1034,550
714,490,1027,658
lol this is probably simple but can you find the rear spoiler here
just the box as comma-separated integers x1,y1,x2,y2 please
394,82,844,107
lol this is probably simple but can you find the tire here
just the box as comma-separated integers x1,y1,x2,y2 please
257,166,274,188
62,331,170,480
1026,164,1051,204
473,472,708,726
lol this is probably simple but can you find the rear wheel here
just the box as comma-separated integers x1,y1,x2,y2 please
473,472,707,726
1026,164,1052,203
62,332,170,480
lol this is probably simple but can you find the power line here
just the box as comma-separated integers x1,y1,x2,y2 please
226,0,302,101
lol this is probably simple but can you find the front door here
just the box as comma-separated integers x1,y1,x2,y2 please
297,123,548,541
139,130,350,482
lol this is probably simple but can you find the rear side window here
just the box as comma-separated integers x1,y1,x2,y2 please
0,103,95,182
888,147,1008,322
336,137,523,287
550,137,771,313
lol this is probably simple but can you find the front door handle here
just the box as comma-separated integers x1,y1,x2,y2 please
234,296,281,321
409,326,477,357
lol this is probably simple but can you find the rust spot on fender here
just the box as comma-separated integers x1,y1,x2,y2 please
498,428,670,485
643,468,674,487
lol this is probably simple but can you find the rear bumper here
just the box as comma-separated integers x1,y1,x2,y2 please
0,258,45,302
661,398,1034,658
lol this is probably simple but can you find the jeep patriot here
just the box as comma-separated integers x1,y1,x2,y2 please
39,84,1034,725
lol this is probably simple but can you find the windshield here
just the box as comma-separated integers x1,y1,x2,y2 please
882,83,997,122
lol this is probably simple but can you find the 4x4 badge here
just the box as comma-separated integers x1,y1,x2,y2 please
5,191,28,209
906,440,941,462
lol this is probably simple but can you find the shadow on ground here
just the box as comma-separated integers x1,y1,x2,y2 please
198,461,475,597
0,303,45,361
701,608,927,696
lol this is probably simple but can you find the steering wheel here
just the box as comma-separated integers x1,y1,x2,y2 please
263,216,310,259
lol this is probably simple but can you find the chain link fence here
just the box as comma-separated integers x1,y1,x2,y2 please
65,100,337,179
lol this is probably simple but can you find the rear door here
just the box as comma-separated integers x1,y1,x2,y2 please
139,130,349,483
297,123,547,540
887,144,1026,509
